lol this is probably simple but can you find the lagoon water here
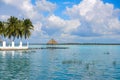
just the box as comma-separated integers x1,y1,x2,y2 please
0,45,120,80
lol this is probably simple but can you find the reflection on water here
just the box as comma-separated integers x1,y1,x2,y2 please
0,51,30,80
0,45,120,80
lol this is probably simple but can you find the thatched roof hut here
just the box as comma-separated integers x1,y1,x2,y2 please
47,39,57,45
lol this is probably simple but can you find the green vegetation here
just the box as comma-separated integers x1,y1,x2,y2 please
0,16,34,41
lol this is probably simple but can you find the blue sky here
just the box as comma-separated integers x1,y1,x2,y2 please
0,0,120,43
103,0,120,8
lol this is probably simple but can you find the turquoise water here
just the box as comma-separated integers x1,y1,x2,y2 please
0,45,120,80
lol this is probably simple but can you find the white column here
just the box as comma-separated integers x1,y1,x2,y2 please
3,41,6,47
27,42,29,47
12,41,15,47
19,41,22,47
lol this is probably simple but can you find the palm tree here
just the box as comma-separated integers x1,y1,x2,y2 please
5,16,34,41
16,19,24,47
16,19,24,39
0,21,6,40
0,16,34,48
0,21,4,42
0,21,7,47
5,16,20,47
0,21,4,36
6,16,18,41
23,19,34,39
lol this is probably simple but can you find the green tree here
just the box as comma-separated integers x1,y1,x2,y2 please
0,21,4,36
1,16,34,42
0,21,6,39
16,19,24,40
6,16,19,41
23,19,34,39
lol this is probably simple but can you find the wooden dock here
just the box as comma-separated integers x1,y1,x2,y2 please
29,47,69,50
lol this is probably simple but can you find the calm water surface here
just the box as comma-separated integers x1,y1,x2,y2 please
0,45,120,80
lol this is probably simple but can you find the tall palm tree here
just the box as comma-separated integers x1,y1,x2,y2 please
23,19,34,39
16,19,24,40
6,16,18,41
0,21,4,36
0,21,7,46
0,21,6,39
0,21,4,42
6,16,34,41
1,16,34,47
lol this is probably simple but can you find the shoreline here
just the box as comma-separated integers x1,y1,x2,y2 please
29,43,120,45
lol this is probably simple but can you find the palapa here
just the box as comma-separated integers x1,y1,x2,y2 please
47,39,57,44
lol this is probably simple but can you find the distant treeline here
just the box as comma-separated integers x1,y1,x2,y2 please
30,43,120,45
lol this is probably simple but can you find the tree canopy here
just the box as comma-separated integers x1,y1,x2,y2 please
0,16,34,41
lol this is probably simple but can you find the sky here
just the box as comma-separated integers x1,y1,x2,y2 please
0,0,120,43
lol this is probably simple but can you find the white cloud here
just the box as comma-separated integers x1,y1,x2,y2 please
33,22,42,32
1,0,120,43
0,15,9,21
65,0,120,36
0,0,56,42
0,0,56,30
45,14,80,34
1,0,37,19
0,0,57,19
35,0,56,13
